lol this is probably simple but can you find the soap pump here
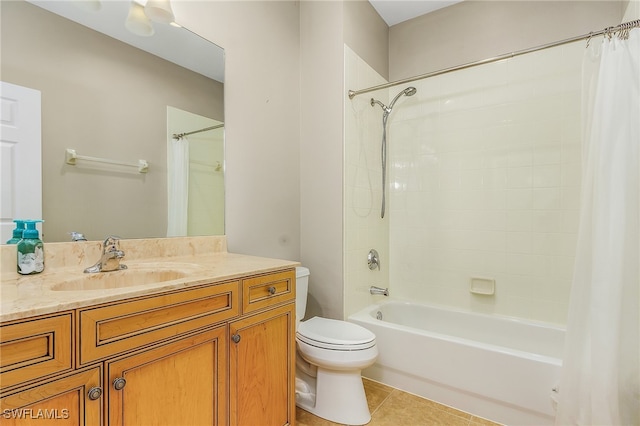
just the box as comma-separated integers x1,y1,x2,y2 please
6,220,26,244
17,220,45,275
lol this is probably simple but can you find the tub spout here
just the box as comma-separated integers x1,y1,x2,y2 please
370,286,389,296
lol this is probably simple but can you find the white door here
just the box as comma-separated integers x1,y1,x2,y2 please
0,82,42,243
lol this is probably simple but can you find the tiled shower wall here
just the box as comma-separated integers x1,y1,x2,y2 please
386,42,584,325
345,40,585,325
344,45,390,316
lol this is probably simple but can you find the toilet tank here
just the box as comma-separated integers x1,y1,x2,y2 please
295,266,310,324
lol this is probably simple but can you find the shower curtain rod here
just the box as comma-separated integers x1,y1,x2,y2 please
348,19,640,99
173,123,224,140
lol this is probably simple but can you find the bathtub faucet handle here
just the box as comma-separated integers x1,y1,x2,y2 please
370,286,389,296
368,249,381,270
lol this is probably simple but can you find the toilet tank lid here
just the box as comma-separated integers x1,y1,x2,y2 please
296,266,310,278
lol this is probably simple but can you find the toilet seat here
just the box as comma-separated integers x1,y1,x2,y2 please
297,317,376,351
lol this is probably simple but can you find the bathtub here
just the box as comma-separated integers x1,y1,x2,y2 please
348,301,564,425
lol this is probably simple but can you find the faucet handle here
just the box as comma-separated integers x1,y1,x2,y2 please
102,235,122,252
69,231,87,241
368,249,380,270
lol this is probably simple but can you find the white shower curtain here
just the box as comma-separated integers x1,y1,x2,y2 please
167,136,189,236
555,28,639,425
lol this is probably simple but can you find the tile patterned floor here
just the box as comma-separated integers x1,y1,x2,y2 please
296,378,501,426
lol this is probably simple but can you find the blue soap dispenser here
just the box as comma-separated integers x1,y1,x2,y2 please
6,220,26,244
17,220,45,275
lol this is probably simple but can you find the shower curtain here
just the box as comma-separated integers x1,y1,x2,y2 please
555,28,639,425
167,136,189,236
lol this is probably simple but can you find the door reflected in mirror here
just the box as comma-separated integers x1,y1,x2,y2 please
0,0,224,243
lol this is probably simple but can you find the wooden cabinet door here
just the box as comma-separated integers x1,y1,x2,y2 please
229,304,295,426
0,366,102,426
105,326,227,426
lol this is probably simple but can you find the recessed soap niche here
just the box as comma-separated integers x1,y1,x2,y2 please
470,277,495,295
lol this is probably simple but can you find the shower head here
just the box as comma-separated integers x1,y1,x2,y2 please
370,86,417,115
389,86,417,109
404,87,417,96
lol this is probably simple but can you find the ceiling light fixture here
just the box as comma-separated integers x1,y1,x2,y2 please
125,1,154,37
144,0,175,24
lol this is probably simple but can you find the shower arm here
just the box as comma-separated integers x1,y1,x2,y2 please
371,98,391,115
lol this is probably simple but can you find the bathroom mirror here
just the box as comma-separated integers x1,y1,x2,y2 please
1,0,224,242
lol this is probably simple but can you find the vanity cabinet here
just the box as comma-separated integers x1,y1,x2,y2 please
231,270,296,426
230,305,295,426
105,326,227,426
0,267,296,426
0,366,102,425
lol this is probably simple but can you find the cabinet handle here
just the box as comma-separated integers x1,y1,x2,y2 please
87,387,102,400
113,377,127,391
231,333,241,343
268,286,276,295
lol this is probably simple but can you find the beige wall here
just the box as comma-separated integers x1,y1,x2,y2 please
343,0,390,80
299,1,346,320
299,1,389,320
1,1,222,242
389,1,625,81
172,1,301,262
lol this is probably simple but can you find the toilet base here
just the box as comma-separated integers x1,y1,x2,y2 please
295,366,371,425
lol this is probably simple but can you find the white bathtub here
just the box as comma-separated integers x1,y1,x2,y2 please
348,301,564,425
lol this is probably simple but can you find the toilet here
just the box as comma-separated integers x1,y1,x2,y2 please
295,266,378,425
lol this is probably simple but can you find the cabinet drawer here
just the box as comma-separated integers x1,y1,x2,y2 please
0,313,73,390
78,281,238,365
242,270,295,314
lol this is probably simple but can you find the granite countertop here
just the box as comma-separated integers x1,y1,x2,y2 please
0,236,298,322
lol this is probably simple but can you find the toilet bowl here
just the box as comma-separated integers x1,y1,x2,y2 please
295,267,378,425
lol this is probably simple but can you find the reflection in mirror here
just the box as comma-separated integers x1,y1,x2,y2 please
167,107,224,237
0,0,224,243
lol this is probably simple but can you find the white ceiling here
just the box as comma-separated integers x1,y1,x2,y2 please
26,0,224,82
369,0,464,26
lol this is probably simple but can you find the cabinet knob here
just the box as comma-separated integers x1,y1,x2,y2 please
87,387,102,400
113,377,127,391
268,286,276,295
231,333,241,343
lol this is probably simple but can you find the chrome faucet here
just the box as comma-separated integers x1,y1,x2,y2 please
84,236,127,273
369,286,389,296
